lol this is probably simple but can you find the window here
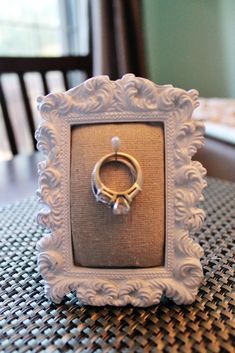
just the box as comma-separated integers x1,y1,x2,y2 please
0,0,89,57
0,0,89,161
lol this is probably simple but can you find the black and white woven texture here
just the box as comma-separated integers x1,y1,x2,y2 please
0,178,234,353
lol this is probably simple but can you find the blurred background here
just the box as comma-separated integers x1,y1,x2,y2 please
0,0,235,181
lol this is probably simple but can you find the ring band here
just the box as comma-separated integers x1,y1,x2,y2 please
91,151,143,215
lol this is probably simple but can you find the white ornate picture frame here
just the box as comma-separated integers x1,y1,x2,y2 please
35,74,207,307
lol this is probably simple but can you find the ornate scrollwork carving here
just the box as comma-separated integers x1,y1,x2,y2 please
35,74,206,306
174,230,204,259
37,74,200,115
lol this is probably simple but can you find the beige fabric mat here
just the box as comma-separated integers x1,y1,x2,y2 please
70,123,165,267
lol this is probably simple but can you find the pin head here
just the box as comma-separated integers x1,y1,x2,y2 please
111,136,121,153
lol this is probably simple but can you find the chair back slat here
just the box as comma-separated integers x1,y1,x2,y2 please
40,72,49,95
0,77,18,155
62,71,69,91
18,73,37,150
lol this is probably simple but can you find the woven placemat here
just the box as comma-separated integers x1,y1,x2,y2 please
0,177,234,353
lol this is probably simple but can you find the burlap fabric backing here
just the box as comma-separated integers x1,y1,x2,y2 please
0,177,234,353
71,123,165,268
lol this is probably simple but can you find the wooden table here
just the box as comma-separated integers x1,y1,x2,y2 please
0,152,43,206
195,137,235,182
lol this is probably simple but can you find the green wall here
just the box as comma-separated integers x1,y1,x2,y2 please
143,0,235,98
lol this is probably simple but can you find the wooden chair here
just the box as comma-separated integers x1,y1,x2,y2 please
0,55,92,156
